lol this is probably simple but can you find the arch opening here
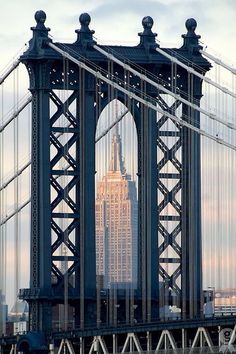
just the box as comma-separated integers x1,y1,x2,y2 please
95,99,139,326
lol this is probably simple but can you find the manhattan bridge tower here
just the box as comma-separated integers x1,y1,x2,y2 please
17,10,210,350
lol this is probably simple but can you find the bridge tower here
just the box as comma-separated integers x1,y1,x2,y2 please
18,10,210,347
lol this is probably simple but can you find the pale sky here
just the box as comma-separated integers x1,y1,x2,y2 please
0,0,236,67
1,0,236,309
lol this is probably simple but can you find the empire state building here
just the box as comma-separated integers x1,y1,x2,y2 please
95,128,138,289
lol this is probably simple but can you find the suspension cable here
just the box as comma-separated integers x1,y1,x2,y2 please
0,94,32,133
0,59,20,85
1,105,128,192
57,43,224,132
3,41,235,205
95,109,129,143
96,40,236,113
155,47,236,99
0,43,28,86
0,199,30,226
0,159,31,192
13,64,20,316
0,159,73,225
200,49,236,75
48,42,236,152
93,44,236,131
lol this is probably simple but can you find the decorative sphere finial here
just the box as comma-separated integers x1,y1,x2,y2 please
79,13,91,27
75,13,95,46
185,18,197,32
142,16,154,30
34,10,46,24
181,17,201,52
138,15,157,49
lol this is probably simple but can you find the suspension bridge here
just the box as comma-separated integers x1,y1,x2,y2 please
0,9,236,353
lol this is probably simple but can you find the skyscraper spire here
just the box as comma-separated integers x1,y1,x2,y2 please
109,125,125,173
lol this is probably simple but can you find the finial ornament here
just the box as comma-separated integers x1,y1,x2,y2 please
181,17,202,53
34,10,47,30
32,10,50,34
142,16,154,31
25,10,51,55
75,13,95,46
35,10,46,24
79,13,91,28
138,16,158,49
185,18,197,35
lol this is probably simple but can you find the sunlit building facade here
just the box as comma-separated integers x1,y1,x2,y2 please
96,130,138,289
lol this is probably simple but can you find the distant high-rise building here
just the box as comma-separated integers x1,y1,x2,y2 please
96,127,138,289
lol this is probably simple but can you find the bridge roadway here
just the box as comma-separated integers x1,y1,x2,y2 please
2,315,236,346
52,315,236,339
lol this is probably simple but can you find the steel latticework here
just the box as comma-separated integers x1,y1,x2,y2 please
13,10,212,352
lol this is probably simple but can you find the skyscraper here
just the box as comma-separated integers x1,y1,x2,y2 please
95,127,138,289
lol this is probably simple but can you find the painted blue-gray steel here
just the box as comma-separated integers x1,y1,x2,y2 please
3,316,236,352
18,9,210,349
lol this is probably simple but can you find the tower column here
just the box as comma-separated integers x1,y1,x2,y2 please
182,99,202,319
78,71,97,327
139,104,158,322
28,75,52,332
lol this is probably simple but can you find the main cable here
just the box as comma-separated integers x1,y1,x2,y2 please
200,49,236,75
93,44,236,131
55,43,205,130
155,47,236,99
48,42,236,152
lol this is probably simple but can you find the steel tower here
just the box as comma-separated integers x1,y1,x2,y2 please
18,10,210,349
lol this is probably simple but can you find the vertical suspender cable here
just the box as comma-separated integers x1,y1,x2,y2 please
107,57,113,326
187,69,191,317
141,81,150,322
122,84,128,324
13,65,20,317
95,76,101,328
0,80,6,334
0,83,2,333
215,64,220,295
79,66,85,329
62,56,68,331
132,96,137,324
140,77,145,322
190,67,195,316
58,85,62,329
230,72,236,307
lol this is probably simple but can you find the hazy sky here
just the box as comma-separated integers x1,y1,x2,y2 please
0,0,236,67
1,0,236,309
